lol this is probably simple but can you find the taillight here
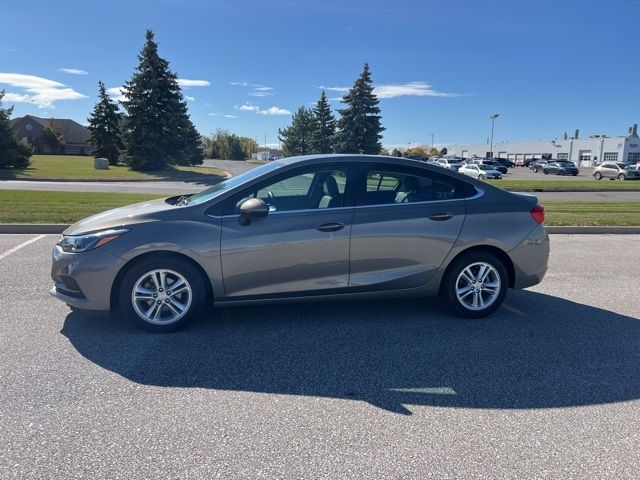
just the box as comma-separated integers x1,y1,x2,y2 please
530,204,545,224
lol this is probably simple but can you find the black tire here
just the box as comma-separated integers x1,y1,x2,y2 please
478,174,485,180
594,172,602,180
558,171,564,176
618,173,626,181
442,250,509,319
118,255,206,332
543,170,549,175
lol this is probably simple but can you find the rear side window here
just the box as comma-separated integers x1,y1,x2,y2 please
358,164,465,206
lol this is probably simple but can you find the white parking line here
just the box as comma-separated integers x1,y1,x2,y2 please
0,235,47,261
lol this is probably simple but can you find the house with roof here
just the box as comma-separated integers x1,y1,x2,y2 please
11,115,93,155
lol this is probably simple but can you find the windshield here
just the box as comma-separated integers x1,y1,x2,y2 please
187,162,281,206
478,165,493,170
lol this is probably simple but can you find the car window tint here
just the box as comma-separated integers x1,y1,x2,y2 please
359,166,464,206
225,167,348,214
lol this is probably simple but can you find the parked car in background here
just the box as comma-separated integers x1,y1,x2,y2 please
437,158,463,171
593,162,640,180
50,154,548,332
530,160,549,173
478,160,508,174
542,161,579,176
493,157,515,168
459,163,503,180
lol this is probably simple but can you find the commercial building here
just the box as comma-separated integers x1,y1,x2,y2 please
444,125,640,166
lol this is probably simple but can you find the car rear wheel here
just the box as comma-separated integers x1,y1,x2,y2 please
119,257,205,332
442,251,508,319
618,173,626,180
478,174,485,180
594,172,602,180
543,170,549,175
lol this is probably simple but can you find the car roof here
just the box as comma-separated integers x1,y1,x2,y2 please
274,153,448,170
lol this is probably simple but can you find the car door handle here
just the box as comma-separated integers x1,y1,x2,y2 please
428,213,454,221
317,222,345,232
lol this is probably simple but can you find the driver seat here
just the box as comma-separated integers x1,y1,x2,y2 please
318,176,340,208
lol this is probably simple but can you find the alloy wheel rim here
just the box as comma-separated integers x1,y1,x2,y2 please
455,262,501,311
131,269,192,325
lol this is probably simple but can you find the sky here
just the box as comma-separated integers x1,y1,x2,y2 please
1,0,639,149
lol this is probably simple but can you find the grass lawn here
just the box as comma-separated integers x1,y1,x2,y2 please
1,190,639,226
0,155,226,181
490,179,640,191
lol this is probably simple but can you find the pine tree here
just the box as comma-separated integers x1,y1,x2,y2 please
311,90,336,154
87,81,123,165
335,63,385,154
0,90,32,169
278,107,316,157
120,30,202,170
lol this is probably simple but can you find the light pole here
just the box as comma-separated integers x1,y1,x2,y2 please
430,133,435,151
264,132,267,151
489,113,500,159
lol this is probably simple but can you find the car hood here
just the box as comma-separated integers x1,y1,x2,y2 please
63,197,173,236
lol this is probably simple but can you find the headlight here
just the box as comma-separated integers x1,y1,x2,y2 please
58,229,129,253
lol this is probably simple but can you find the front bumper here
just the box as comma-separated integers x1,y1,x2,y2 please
50,244,126,311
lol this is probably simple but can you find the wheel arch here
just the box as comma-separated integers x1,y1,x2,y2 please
438,244,516,295
109,250,214,311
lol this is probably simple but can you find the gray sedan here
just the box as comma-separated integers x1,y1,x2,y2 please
51,155,549,332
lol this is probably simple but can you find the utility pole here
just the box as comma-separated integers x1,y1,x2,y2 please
430,133,435,151
489,114,500,159
264,132,267,151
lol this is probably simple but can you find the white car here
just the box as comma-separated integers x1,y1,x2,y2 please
459,163,503,180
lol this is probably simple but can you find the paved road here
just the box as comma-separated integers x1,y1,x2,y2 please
203,158,256,176
1,234,639,479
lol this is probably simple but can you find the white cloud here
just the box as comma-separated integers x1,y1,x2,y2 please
106,86,126,102
230,81,275,97
318,85,350,93
59,68,88,75
234,103,291,116
177,78,210,87
235,103,260,112
318,82,467,99
223,114,237,118
258,106,291,116
185,95,195,101
248,91,273,97
0,72,88,108
253,86,273,91
208,112,220,116
374,82,466,99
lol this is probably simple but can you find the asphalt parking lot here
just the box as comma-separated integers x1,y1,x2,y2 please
1,234,639,479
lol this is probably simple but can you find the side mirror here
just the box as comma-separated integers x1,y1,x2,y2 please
238,198,268,225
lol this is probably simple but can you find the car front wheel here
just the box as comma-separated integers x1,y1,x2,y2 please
618,173,626,180
594,172,602,180
442,251,508,318
119,256,205,332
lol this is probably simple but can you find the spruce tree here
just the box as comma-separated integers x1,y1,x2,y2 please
120,30,202,170
335,63,385,154
278,107,315,157
311,90,336,154
87,81,123,165
0,90,32,169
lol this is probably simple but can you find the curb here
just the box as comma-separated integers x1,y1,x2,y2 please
545,226,640,234
1,224,640,235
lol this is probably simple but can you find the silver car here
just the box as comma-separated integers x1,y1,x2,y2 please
459,163,502,180
593,162,640,180
51,155,549,332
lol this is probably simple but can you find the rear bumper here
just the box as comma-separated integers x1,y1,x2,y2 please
508,225,550,289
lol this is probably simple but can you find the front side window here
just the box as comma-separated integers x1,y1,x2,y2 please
225,165,349,214
358,165,464,206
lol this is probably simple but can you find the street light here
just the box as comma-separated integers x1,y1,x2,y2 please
430,133,435,151
489,113,500,159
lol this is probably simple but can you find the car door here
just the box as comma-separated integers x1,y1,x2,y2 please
348,163,467,291
219,163,355,298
